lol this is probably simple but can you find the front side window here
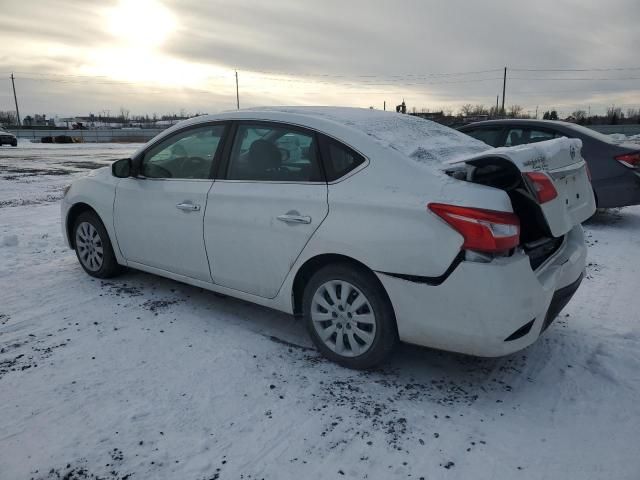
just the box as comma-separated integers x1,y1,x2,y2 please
465,127,504,147
141,125,225,179
226,124,321,182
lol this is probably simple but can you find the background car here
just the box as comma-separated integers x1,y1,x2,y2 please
459,119,640,208
61,108,595,368
0,127,17,147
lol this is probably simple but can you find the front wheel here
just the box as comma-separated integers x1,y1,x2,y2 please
303,264,397,369
73,211,122,278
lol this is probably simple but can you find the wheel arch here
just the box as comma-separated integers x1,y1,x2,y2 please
291,253,396,321
66,202,101,249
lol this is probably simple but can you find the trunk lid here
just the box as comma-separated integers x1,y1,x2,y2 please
446,137,596,237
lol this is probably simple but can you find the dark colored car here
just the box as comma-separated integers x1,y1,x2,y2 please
459,120,640,208
0,128,17,147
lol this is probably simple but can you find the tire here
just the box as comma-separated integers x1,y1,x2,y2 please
11,141,17,147
303,263,397,369
72,211,122,278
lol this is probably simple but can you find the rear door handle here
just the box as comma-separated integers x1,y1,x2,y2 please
277,214,312,224
176,202,201,212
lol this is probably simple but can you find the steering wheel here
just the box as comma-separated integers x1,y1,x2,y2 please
144,164,173,178
180,156,209,178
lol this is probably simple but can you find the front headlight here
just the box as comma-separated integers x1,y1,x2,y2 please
63,185,71,197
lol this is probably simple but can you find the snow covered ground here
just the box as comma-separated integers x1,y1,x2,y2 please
1,142,639,480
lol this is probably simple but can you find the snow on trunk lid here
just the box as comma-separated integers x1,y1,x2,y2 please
448,137,596,237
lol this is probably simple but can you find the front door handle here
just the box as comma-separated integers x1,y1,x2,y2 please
176,202,201,212
277,213,312,224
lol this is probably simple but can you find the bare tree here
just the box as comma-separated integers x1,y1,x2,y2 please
460,104,473,116
507,105,524,118
0,110,18,126
471,104,489,116
606,106,623,119
119,107,130,125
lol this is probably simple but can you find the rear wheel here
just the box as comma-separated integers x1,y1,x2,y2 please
303,264,397,369
73,211,122,278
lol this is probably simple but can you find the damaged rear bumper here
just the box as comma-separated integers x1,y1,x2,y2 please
377,225,587,357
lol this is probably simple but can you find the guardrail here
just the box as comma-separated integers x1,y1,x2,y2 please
7,128,166,143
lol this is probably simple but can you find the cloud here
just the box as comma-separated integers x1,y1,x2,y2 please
1,0,639,116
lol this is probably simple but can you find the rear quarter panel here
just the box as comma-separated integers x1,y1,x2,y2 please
290,147,514,279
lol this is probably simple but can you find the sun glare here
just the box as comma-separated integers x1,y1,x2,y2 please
106,0,176,49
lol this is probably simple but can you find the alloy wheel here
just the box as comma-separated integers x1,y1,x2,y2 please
310,280,377,357
75,221,104,272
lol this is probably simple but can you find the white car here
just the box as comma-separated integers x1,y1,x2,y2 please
61,107,596,368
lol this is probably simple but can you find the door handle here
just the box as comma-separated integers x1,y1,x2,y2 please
176,202,201,212
277,214,312,224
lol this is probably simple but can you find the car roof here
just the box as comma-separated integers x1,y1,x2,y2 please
139,106,491,168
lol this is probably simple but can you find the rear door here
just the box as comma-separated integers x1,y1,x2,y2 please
204,122,329,298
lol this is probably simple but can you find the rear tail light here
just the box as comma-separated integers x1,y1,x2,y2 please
524,172,558,203
428,203,520,253
615,152,640,169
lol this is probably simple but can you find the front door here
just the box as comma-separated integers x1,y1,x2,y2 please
205,122,329,298
114,123,227,282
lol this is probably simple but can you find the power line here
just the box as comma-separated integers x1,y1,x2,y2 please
509,76,640,81
511,66,640,72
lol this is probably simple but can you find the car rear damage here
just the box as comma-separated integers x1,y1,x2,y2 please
443,137,595,270
377,137,596,357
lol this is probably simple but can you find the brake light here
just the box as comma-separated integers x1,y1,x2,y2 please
615,152,640,169
428,203,520,253
524,172,558,203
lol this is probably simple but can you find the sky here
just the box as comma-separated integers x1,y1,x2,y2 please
1,0,639,118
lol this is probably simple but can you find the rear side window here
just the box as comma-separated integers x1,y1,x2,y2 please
505,128,561,146
323,139,366,181
226,123,322,182
529,129,560,143
464,127,504,147
505,128,526,147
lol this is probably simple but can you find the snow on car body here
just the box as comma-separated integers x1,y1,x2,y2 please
61,107,596,368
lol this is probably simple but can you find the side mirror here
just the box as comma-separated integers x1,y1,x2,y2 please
112,158,132,178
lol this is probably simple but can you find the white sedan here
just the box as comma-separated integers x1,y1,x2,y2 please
61,107,595,368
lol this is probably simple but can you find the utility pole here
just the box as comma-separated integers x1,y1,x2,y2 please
383,101,386,111
10,73,21,128
496,95,499,113
235,70,240,110
501,67,507,115
535,105,539,119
